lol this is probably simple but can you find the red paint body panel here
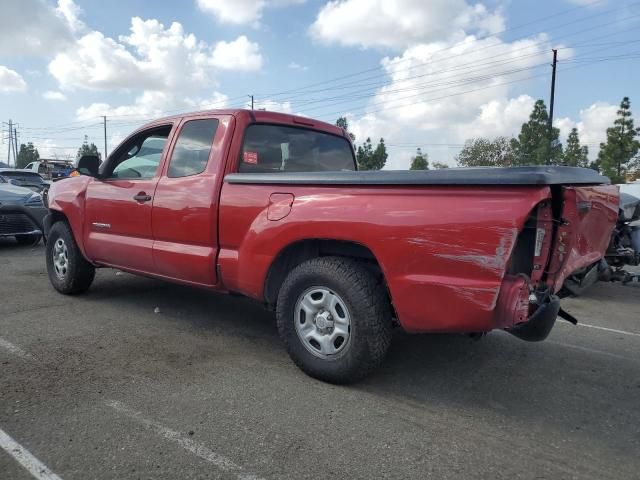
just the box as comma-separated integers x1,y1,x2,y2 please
217,184,550,332
47,109,619,336
83,178,158,272
150,115,233,285
547,185,619,292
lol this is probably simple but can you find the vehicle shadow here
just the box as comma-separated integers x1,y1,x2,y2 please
83,272,640,456
0,237,42,250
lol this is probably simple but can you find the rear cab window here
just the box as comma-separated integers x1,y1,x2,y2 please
239,124,355,173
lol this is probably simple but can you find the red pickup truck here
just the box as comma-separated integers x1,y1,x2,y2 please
44,109,618,383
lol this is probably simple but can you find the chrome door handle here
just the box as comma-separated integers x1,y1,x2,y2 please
133,193,152,202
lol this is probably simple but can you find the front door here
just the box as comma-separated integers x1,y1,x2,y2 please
83,125,173,273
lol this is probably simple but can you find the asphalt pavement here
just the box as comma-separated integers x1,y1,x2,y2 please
1,238,639,479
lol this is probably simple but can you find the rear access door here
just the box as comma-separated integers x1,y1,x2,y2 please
150,114,232,286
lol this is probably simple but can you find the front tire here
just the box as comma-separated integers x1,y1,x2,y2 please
46,221,95,294
276,257,392,384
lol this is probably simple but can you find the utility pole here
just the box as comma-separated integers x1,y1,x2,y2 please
14,127,18,165
548,49,558,132
248,95,254,110
7,119,12,167
103,115,108,160
547,49,558,166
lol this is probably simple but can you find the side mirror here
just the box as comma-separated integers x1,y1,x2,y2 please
9,179,20,186
77,155,101,177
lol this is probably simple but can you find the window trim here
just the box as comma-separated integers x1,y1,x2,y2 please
166,118,220,179
235,122,357,174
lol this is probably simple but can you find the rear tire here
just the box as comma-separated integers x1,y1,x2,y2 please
276,256,392,384
46,221,95,294
15,233,41,246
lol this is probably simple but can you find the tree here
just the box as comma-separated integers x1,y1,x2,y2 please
456,137,515,167
76,135,102,161
356,137,374,169
511,99,563,165
371,138,388,170
410,148,429,170
16,142,40,169
357,137,387,170
597,97,640,183
431,161,449,169
335,116,356,142
563,128,589,167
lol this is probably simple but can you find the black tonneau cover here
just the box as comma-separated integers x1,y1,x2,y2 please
225,166,609,186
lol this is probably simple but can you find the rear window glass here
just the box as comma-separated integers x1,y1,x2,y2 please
168,119,219,178
2,171,44,183
239,124,355,173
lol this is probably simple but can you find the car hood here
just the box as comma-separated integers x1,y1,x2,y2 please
0,184,35,205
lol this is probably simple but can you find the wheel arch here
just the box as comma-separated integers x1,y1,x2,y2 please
44,209,68,232
263,239,393,313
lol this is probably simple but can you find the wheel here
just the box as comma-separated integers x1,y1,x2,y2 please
46,221,95,294
15,233,42,245
276,256,392,384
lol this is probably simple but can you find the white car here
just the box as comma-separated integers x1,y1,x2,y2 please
24,160,74,179
619,181,640,199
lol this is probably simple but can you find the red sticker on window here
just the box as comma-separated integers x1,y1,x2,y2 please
244,151,258,164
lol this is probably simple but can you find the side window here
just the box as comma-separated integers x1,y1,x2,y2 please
239,124,356,173
106,126,172,180
168,119,219,178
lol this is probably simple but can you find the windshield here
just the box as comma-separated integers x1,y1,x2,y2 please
239,124,355,173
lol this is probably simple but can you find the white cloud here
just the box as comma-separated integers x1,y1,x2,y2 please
556,102,618,158
56,0,85,32
253,99,293,113
211,36,263,70
566,0,605,6
76,90,229,121
364,35,550,131
0,66,27,92
197,0,266,26
455,95,536,140
197,0,305,26
0,0,80,56
43,90,67,101
310,0,504,49
338,30,562,169
37,139,76,160
49,18,263,91
288,61,308,71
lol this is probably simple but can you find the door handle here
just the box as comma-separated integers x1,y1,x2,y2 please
133,193,152,202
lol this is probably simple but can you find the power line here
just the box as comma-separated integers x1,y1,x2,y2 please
256,0,636,100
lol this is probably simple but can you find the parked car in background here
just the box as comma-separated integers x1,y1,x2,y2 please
0,169,50,193
619,180,640,199
0,175,46,244
44,109,619,383
23,160,74,180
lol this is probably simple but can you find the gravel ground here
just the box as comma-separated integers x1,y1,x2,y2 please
1,238,639,479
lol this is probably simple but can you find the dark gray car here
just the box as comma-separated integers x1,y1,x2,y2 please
0,175,45,244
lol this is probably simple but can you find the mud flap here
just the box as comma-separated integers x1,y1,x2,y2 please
506,295,560,342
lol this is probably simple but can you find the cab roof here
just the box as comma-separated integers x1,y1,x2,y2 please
139,109,346,138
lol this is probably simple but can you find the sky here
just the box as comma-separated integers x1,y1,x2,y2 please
0,0,639,168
